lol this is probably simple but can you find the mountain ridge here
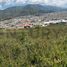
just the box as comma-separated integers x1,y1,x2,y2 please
0,4,67,20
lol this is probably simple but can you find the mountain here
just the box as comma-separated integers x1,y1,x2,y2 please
0,4,67,20
0,0,67,9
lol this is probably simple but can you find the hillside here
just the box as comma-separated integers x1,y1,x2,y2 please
0,23,67,67
0,4,67,20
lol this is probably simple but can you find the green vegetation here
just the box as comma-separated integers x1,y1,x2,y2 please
0,23,67,67
0,4,65,20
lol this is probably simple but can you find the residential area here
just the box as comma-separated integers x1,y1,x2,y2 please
0,15,67,29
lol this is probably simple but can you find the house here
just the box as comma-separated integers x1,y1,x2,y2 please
16,23,33,28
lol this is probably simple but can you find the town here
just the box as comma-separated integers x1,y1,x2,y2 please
0,15,67,29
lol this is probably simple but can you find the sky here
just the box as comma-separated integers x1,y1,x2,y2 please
0,0,67,9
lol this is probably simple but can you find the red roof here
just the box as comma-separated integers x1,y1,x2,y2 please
17,23,32,26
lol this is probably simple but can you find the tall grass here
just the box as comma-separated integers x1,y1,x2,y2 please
0,23,67,67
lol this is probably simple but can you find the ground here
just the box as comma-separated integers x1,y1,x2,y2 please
0,23,67,67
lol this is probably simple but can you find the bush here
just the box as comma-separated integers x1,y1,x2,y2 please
0,24,67,67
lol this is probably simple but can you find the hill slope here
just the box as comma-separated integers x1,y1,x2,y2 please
0,23,67,67
0,4,67,20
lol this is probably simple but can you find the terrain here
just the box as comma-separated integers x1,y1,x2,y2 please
0,23,67,67
0,3,67,67
0,4,67,20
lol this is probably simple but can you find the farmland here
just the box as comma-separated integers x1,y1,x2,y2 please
0,23,67,67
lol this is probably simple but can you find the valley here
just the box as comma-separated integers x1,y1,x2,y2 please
0,2,67,67
0,11,67,29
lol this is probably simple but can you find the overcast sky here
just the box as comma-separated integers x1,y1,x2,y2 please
0,0,67,9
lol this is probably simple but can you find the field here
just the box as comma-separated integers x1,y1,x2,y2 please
0,23,67,67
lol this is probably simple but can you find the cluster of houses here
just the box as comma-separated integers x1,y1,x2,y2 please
43,19,67,26
0,16,67,29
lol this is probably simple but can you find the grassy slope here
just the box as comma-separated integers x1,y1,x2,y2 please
0,23,67,67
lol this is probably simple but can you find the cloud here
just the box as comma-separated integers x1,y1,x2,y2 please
0,0,67,9
0,0,67,6
17,0,67,7
45,0,67,7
